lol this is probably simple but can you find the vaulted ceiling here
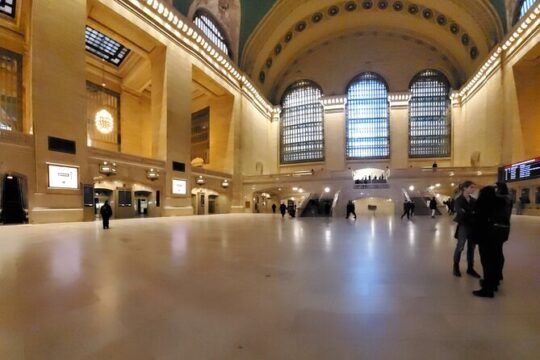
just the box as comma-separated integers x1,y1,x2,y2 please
173,1,512,102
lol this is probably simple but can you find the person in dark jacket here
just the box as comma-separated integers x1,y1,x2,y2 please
272,203,277,214
279,203,287,218
452,181,480,278
100,200,113,229
346,200,357,220
472,186,499,297
429,197,437,218
401,200,411,220
494,182,512,283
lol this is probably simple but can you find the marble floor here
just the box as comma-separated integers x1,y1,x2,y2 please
0,214,539,360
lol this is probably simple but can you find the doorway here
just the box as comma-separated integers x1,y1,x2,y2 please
134,191,151,216
1,175,27,224
94,188,113,219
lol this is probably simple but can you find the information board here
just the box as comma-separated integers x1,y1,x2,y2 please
172,179,187,195
502,157,540,182
48,164,79,189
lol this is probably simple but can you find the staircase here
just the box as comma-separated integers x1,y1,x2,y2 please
300,194,333,217
409,197,443,216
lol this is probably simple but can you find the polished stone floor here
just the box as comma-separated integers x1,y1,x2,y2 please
1,214,539,360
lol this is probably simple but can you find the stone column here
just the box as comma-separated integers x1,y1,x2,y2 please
321,96,346,171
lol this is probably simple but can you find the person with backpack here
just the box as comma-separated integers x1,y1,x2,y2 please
100,200,113,229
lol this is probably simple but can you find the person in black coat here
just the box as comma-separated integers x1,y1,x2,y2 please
271,203,277,214
279,203,287,218
472,186,500,298
100,200,113,229
429,197,437,218
401,200,411,220
346,200,357,220
452,181,480,278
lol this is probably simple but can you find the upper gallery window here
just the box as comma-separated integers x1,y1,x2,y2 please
191,107,210,164
516,0,537,23
193,11,231,58
85,26,131,66
0,48,22,132
280,80,324,164
346,72,390,159
0,0,16,18
408,70,451,158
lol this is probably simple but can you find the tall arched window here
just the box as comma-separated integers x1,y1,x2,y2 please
280,81,324,164
193,10,231,58
346,72,390,159
409,70,451,158
0,48,22,132
514,0,537,24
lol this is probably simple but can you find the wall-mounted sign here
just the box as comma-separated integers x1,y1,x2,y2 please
172,179,187,195
502,157,540,182
48,164,79,189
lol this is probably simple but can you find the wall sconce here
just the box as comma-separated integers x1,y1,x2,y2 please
99,161,117,176
146,168,160,181
196,175,206,185
221,179,230,189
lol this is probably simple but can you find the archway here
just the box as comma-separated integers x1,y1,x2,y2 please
1,174,28,224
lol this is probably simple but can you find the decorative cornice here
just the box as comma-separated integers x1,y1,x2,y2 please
117,0,274,118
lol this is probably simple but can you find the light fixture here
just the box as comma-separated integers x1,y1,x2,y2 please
451,183,455,187
196,175,205,185
436,183,441,187
409,185,415,191
221,179,230,188
146,168,159,181
324,187,331,193
429,185,435,190
292,187,298,191
99,161,117,176
292,170,314,177
298,188,304,193
6,175,14,180
95,109,114,134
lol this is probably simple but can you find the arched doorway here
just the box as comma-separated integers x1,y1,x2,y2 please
1,174,28,224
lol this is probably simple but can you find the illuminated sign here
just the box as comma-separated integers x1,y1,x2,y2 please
48,164,79,189
172,179,187,195
502,157,540,182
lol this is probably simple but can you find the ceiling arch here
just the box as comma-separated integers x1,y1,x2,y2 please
241,0,504,100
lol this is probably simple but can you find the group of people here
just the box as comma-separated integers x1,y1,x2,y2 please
452,180,512,298
400,200,416,220
273,203,296,218
354,175,387,185
443,197,456,215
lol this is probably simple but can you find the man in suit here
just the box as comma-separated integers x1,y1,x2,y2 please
453,181,481,278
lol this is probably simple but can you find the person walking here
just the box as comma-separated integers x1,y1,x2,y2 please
279,203,287,218
452,181,481,278
429,197,437,218
401,200,411,220
100,200,113,229
346,200,357,220
271,203,277,214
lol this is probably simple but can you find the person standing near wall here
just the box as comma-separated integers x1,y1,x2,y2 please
100,200,113,229
272,203,277,214
452,181,481,278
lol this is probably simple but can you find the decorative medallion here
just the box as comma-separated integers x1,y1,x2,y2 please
422,8,433,19
312,12,323,22
362,1,373,10
450,23,460,34
461,33,470,45
274,44,282,55
295,21,307,32
437,15,447,25
378,1,388,10
393,1,403,11
345,1,357,11
266,58,273,68
285,32,293,43
328,5,340,16
470,47,479,59
408,4,419,14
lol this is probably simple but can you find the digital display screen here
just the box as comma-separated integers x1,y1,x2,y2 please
172,179,187,195
48,164,79,189
502,157,540,182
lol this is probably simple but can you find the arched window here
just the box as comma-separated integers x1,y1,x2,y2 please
0,48,22,132
514,0,537,24
346,72,390,159
280,81,324,164
408,70,451,158
193,10,231,58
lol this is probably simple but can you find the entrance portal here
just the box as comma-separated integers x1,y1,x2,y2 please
1,175,27,224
